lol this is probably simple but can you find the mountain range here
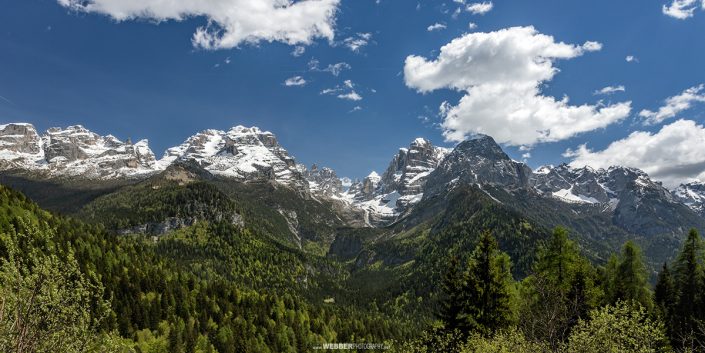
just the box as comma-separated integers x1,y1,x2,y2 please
2,121,705,268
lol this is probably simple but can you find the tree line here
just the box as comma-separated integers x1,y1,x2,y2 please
397,227,705,352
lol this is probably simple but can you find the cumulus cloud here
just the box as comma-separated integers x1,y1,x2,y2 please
594,85,626,95
663,0,704,19
284,76,307,86
625,55,639,63
567,119,705,188
343,32,372,52
56,0,340,50
427,23,447,32
466,2,493,15
468,22,478,30
404,26,632,146
639,84,705,125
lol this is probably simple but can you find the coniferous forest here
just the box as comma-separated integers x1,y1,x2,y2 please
2,178,705,353
4,0,705,351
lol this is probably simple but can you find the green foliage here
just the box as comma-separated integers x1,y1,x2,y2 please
461,330,550,353
566,301,670,353
604,241,652,309
438,256,467,333
461,231,515,335
518,227,601,349
0,184,411,352
0,217,109,352
76,182,240,231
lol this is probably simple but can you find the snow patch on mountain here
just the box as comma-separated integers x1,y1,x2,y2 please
158,126,306,187
0,123,157,179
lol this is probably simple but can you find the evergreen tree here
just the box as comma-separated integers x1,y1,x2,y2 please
535,227,581,290
672,228,705,346
518,227,600,349
655,262,676,339
438,255,467,333
609,241,652,310
461,231,515,335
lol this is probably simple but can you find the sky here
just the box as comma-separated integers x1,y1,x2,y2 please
1,0,705,185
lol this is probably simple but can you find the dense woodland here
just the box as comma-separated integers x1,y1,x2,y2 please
2,182,705,352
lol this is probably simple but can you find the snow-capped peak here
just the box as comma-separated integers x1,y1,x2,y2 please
159,126,305,187
0,123,157,179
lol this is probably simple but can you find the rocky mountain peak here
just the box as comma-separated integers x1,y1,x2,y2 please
379,137,450,196
672,182,705,217
424,134,532,197
301,164,343,197
0,123,43,157
160,126,305,189
0,122,157,179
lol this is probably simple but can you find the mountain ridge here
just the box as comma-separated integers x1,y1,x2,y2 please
3,121,705,235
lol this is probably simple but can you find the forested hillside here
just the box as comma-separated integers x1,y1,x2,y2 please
4,176,705,352
0,184,412,352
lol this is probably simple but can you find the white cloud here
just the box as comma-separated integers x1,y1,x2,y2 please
594,85,626,95
338,91,362,101
567,119,705,188
404,26,631,146
466,2,493,15
468,22,478,30
343,32,372,52
625,55,638,63
309,59,351,76
639,84,705,125
427,23,447,32
320,88,341,95
349,106,363,113
57,0,340,50
522,152,532,160
663,0,704,19
582,41,603,51
321,80,362,101
291,46,306,57
284,76,307,86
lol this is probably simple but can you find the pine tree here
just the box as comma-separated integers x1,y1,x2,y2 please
519,227,600,349
610,241,652,310
438,255,467,333
672,228,705,346
655,262,676,339
462,231,515,335
535,227,581,289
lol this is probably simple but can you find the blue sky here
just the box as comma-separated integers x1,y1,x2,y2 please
1,0,704,181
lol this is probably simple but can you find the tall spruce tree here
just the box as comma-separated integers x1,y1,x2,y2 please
609,241,652,310
462,231,515,336
439,255,467,333
672,228,705,346
519,227,600,349
535,227,581,289
655,262,676,339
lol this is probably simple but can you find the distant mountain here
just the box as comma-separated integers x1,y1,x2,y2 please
298,164,343,197
424,134,532,197
531,164,699,238
0,123,157,179
2,121,705,252
0,123,308,189
159,126,308,190
333,138,449,226
673,182,705,217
